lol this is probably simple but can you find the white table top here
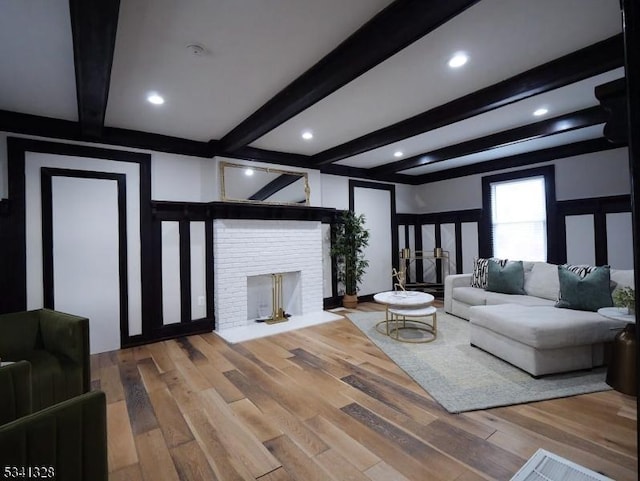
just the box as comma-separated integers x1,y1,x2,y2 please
598,307,636,323
373,290,434,307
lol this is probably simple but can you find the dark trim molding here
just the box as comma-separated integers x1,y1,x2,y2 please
349,180,399,279
620,0,640,413
205,219,215,322
40,168,130,347
223,146,310,168
218,0,479,152
596,78,628,144
2,137,154,348
373,107,607,174
69,0,120,138
178,221,192,323
418,209,482,224
0,110,212,158
480,166,557,262
151,201,337,223
312,34,624,165
556,195,632,216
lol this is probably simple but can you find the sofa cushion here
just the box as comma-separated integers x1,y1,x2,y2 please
486,260,525,295
524,262,560,300
469,304,623,349
485,292,555,307
452,287,487,306
556,265,613,312
471,257,507,288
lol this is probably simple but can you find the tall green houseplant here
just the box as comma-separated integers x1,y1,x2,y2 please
331,210,370,307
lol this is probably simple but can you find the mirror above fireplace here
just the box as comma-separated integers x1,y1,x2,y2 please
220,161,310,206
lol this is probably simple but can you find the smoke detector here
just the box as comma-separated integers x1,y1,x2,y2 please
186,44,206,57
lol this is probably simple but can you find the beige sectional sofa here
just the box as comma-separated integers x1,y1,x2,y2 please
444,261,634,376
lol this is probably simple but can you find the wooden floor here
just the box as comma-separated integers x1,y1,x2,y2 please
93,303,638,481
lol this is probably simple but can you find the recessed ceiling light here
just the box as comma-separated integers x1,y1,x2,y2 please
448,52,468,68
394,151,404,158
147,93,165,105
301,130,313,140
244,168,254,176
533,108,548,117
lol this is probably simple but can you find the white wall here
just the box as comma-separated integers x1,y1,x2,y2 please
319,174,350,209
152,152,217,202
414,148,631,212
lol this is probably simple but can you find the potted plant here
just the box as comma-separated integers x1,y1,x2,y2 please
331,210,370,308
613,287,635,315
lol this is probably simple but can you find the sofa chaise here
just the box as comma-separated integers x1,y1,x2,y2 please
444,260,634,376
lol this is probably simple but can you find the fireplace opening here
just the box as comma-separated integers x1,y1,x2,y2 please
247,271,301,323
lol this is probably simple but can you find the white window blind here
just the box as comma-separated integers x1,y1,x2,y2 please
491,176,547,261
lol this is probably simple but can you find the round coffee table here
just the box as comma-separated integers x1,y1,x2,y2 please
373,290,436,343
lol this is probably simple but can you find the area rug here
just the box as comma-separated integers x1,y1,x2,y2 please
346,310,611,413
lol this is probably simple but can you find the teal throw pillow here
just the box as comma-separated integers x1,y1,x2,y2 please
486,260,525,295
555,265,613,312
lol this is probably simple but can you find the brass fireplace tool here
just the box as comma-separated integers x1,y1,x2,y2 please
265,273,288,324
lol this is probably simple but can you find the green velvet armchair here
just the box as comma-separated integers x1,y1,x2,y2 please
0,308,90,411
0,361,108,481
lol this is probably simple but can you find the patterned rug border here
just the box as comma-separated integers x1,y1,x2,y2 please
346,310,611,413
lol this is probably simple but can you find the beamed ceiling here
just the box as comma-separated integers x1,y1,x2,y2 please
0,0,628,186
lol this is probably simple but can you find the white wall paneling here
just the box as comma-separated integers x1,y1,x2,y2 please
461,222,479,274
353,184,393,296
20,144,146,351
48,174,122,354
161,221,181,325
565,214,596,266
557,196,632,268
606,212,633,269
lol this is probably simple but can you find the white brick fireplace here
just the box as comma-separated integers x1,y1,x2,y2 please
213,219,325,332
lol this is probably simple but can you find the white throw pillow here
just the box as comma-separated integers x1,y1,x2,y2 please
524,262,560,301
471,257,507,288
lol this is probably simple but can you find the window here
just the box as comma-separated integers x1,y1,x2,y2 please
481,166,555,262
491,176,547,261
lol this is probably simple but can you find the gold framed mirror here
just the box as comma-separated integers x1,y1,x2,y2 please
220,161,310,205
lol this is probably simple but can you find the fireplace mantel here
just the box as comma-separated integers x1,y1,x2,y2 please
151,200,337,223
